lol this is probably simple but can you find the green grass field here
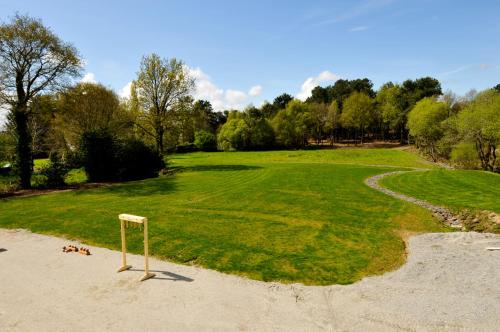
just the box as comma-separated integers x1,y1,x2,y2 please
381,169,500,213
0,149,449,285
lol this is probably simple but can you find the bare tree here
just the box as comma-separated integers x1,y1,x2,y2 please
135,54,194,157
0,14,81,187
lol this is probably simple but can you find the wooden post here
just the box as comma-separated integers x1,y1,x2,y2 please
117,214,155,281
117,219,131,272
139,219,155,281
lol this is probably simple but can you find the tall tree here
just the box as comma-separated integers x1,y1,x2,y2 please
324,101,340,144
0,14,81,187
54,82,131,147
28,94,55,157
455,90,500,172
340,92,374,144
273,93,293,110
307,86,330,104
407,97,449,161
307,103,329,144
135,54,194,157
272,100,310,148
376,82,404,139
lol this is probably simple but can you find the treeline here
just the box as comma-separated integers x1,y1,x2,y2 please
215,76,443,151
213,81,499,172
1,14,499,191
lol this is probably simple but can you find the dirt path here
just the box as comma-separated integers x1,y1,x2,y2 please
365,170,463,228
1,229,499,331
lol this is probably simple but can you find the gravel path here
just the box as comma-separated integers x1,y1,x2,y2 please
1,229,499,331
365,170,463,228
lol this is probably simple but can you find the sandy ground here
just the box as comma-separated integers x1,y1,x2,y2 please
1,229,499,332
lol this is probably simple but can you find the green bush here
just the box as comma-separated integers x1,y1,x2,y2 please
217,118,250,151
217,116,274,151
80,130,118,182
81,131,163,182
116,139,163,181
451,142,479,169
194,130,217,151
41,152,69,187
176,143,198,153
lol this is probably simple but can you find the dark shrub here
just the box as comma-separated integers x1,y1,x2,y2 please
176,143,198,153
0,164,12,175
64,150,83,169
80,130,118,182
116,139,163,181
194,130,217,151
41,152,68,187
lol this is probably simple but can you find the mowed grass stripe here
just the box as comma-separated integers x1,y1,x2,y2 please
380,169,500,213
0,149,448,285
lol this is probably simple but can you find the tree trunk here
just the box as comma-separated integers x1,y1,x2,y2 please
156,129,164,159
14,104,32,188
491,143,497,173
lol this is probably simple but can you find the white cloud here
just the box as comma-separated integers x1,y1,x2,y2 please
81,72,96,84
188,66,253,111
119,81,133,99
439,65,474,77
248,85,263,96
117,66,259,110
296,70,341,101
349,26,369,32
315,0,395,26
225,89,247,106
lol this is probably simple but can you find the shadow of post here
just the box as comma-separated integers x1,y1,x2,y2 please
129,268,194,282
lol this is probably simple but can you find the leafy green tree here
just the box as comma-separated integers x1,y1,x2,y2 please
28,94,56,157
217,108,274,151
407,97,449,161
247,116,274,149
401,77,442,107
324,101,340,144
260,101,277,119
455,90,500,172
450,141,479,169
376,82,404,139
0,130,14,163
55,82,131,148
135,54,194,157
194,130,217,151
272,100,310,148
395,77,442,143
308,86,330,104
273,93,293,110
0,14,81,187
340,92,374,144
217,115,251,151
307,103,329,144
307,78,375,106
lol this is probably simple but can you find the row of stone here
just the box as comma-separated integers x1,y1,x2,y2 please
365,171,463,229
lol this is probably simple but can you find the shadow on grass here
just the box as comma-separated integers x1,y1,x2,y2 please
75,176,178,197
129,268,194,282
175,164,262,172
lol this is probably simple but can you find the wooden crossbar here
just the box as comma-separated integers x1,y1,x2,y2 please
117,214,155,281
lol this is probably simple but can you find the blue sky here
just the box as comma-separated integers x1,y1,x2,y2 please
1,0,500,112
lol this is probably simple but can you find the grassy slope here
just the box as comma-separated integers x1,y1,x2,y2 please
0,149,446,285
381,169,500,213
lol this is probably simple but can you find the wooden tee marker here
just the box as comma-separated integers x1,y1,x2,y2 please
117,214,155,281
